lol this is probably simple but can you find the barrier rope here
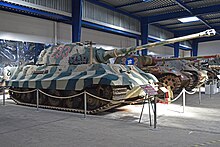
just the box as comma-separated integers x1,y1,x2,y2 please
85,92,113,102
157,89,184,103
38,89,84,99
9,89,37,94
185,89,197,95
8,88,114,102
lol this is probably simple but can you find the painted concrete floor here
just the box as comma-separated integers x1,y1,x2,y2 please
0,92,220,147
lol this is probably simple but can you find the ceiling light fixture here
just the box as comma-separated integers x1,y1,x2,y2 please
178,16,200,23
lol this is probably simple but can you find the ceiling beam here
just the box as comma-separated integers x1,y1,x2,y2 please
148,4,220,23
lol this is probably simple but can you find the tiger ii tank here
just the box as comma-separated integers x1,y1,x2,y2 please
7,42,159,114
115,29,216,92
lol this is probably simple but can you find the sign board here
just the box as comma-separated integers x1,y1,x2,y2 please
126,58,135,65
217,75,220,80
141,85,158,96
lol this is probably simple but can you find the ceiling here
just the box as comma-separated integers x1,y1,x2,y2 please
98,0,220,37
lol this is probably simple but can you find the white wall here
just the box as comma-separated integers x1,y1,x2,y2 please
198,40,220,55
81,28,136,48
0,10,71,44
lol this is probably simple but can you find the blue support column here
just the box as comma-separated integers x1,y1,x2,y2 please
192,40,198,56
72,0,82,43
174,42,180,57
141,19,148,55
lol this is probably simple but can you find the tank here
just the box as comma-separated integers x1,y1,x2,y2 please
115,29,216,92
7,42,160,114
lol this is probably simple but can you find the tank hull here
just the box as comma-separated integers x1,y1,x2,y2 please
7,63,158,114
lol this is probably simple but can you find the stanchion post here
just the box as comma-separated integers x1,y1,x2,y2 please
209,80,212,98
138,95,146,123
148,97,152,126
183,88,185,113
84,91,87,118
153,97,157,128
3,87,5,106
199,86,201,104
36,89,39,111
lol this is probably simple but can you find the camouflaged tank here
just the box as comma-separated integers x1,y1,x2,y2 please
115,29,216,92
7,42,159,114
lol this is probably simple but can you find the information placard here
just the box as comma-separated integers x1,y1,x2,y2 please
141,85,158,96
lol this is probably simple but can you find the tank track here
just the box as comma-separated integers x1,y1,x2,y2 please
9,86,128,114
10,96,121,114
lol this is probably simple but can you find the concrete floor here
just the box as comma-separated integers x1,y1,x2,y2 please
0,92,220,147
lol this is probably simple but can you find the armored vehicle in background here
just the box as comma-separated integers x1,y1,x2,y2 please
115,29,216,92
161,60,208,90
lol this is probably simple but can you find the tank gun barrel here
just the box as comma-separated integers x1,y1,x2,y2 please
156,54,219,62
102,29,216,62
136,29,216,49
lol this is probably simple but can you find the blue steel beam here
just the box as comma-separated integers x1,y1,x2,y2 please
148,4,220,23
85,0,140,20
0,1,71,22
72,0,82,42
165,23,205,30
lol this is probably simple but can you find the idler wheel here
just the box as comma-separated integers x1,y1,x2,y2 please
47,90,62,107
